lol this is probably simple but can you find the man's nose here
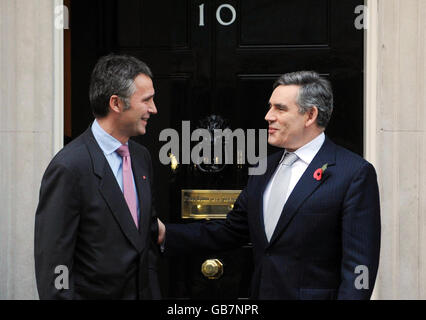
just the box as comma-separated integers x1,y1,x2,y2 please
149,101,158,114
265,108,274,122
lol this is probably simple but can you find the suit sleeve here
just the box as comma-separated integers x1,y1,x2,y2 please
34,163,80,300
145,149,159,248
337,162,381,300
142,149,163,299
164,179,251,256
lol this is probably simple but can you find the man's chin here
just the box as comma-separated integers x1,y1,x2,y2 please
128,128,146,137
268,137,283,148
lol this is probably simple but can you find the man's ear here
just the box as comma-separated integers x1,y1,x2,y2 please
305,106,319,127
109,95,122,114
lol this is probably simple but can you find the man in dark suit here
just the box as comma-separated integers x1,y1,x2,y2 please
35,54,161,299
160,71,381,300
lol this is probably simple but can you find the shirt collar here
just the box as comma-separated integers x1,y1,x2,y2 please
91,119,124,155
280,132,325,165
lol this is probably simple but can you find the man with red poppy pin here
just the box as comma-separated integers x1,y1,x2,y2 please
159,71,381,300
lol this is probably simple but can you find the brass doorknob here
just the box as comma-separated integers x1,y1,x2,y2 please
201,259,223,279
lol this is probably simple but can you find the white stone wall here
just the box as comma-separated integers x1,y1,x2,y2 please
0,0,60,299
367,0,426,299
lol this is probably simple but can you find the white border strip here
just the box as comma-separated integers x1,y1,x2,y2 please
53,0,64,154
365,0,378,167
365,0,380,300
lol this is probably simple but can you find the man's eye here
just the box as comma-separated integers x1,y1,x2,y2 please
268,104,285,111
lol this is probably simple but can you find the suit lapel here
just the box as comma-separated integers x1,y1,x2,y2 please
129,141,151,244
83,129,144,253
267,137,337,247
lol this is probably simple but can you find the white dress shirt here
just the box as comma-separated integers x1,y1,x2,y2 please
263,133,325,216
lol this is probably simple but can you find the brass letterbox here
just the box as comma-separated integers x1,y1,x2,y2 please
181,190,242,219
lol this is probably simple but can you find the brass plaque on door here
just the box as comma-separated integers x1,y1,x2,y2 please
181,190,242,219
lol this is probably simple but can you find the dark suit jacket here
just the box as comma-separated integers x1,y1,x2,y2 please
35,128,161,300
166,137,381,300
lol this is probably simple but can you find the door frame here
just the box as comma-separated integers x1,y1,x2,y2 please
364,0,378,167
54,0,64,153
59,1,375,155
54,0,381,298
364,0,379,299
56,1,380,180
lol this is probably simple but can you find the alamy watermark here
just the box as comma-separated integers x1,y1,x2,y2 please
354,5,368,30
159,121,268,176
54,265,69,290
354,265,369,290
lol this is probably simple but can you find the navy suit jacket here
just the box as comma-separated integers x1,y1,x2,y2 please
35,128,161,299
166,137,381,299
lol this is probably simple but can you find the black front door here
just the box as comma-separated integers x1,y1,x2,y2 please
71,0,364,299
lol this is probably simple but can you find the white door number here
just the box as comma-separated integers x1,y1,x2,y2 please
199,3,237,27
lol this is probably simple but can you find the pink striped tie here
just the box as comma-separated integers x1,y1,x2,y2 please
116,145,138,229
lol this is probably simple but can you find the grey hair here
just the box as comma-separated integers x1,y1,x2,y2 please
119,79,136,110
273,71,334,128
89,54,153,118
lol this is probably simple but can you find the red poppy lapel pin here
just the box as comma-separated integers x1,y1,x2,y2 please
313,164,328,181
143,176,147,180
